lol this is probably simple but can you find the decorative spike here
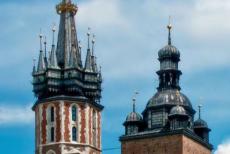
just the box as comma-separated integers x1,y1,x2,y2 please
52,24,56,45
198,104,202,119
92,34,96,56
87,27,91,50
167,16,172,45
132,91,139,112
39,29,43,51
44,36,47,58
49,44,59,69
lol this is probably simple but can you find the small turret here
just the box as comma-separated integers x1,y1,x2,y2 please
123,92,143,135
194,105,210,143
168,105,189,130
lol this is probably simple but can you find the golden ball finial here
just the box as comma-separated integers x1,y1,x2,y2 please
167,16,172,30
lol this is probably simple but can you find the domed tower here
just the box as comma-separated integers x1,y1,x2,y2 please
194,105,211,143
120,19,213,154
32,0,103,154
142,22,195,131
123,93,143,135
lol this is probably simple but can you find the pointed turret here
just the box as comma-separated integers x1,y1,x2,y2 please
37,33,46,72
194,105,211,142
32,59,36,74
68,44,78,68
85,28,93,72
91,35,98,73
48,26,59,69
78,41,83,67
56,0,79,68
123,92,143,135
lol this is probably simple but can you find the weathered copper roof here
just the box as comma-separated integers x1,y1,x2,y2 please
146,90,192,108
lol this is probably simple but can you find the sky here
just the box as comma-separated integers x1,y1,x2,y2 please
0,0,230,153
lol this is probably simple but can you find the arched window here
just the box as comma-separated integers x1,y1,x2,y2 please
46,150,56,154
72,127,77,141
72,106,77,121
51,127,54,142
51,107,54,122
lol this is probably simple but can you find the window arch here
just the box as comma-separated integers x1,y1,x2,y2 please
50,106,54,122
72,105,77,121
46,150,56,154
72,126,77,141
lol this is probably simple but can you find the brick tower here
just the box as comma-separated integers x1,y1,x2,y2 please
120,21,213,154
32,0,103,154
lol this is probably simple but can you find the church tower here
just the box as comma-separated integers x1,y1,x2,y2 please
120,21,213,154
32,0,103,154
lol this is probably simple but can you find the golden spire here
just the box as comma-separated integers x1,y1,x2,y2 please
56,0,78,15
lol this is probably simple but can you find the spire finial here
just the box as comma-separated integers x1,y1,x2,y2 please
198,104,202,119
52,23,56,45
44,36,47,58
92,34,96,55
167,16,172,45
87,27,91,50
39,29,43,51
132,91,139,112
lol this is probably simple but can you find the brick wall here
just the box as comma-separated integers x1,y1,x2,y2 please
35,100,102,154
121,134,211,154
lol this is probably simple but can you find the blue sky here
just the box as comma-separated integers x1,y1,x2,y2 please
0,0,230,153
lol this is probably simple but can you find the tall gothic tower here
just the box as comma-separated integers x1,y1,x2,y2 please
32,0,103,154
120,22,213,154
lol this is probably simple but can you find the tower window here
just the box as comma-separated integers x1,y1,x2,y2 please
72,127,77,141
51,107,54,122
51,127,54,142
93,110,97,146
72,106,77,121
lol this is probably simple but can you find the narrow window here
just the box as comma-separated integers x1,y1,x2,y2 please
72,127,77,141
93,110,97,146
72,106,77,121
51,127,54,142
51,107,54,122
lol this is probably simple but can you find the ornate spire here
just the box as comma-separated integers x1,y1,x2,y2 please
132,92,139,112
56,0,79,68
37,32,46,72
